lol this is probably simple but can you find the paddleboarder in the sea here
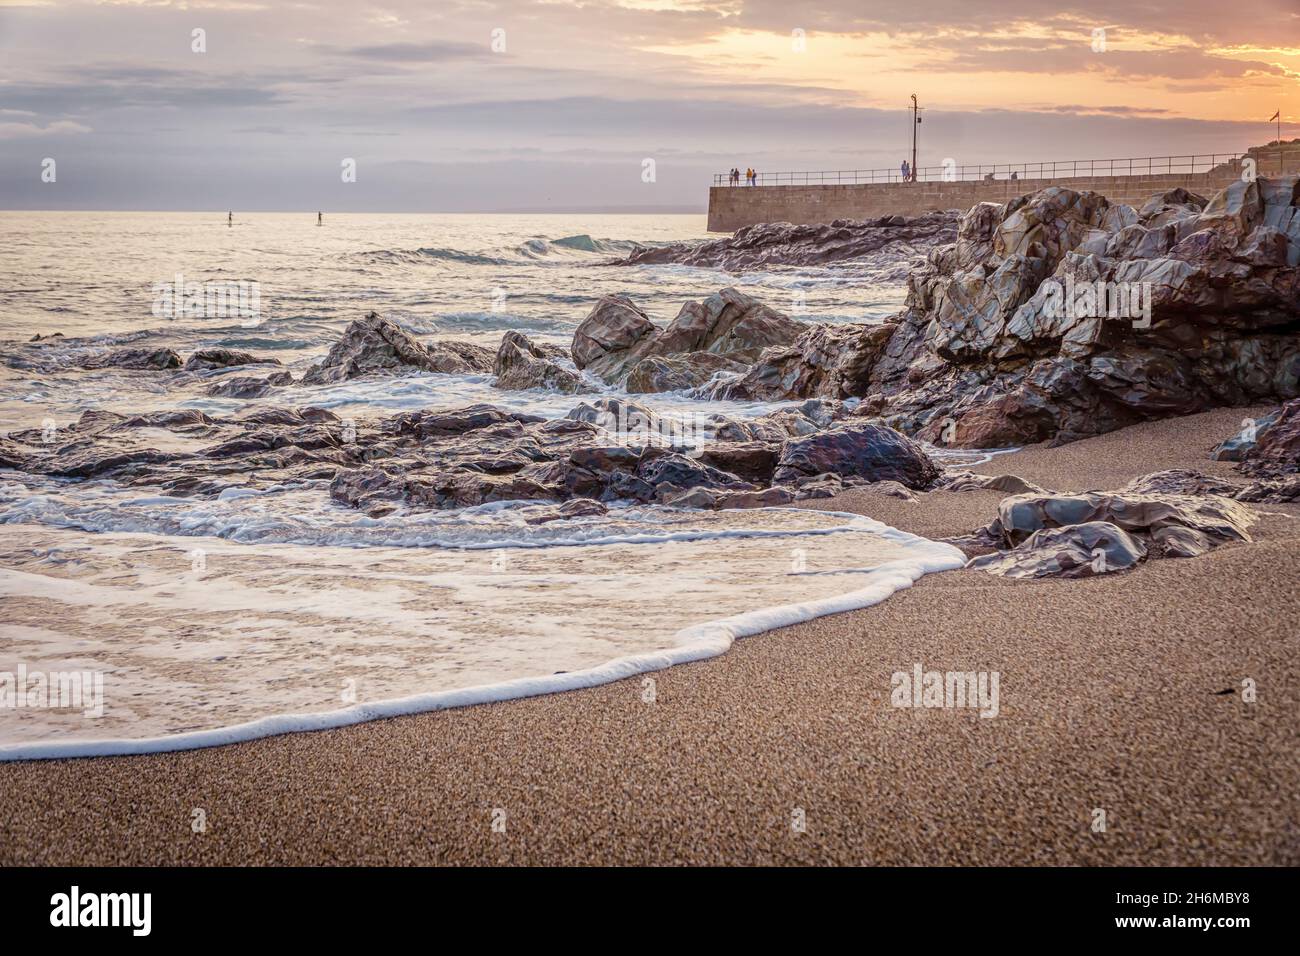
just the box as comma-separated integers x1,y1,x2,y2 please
228,211,233,227
317,211,322,226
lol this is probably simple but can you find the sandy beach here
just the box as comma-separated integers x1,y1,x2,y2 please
1,404,1295,866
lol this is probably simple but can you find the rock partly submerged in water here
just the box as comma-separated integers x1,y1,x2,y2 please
184,348,281,371
205,370,294,398
615,212,959,271
493,331,587,393
79,347,183,371
2,391,945,516
623,176,1300,449
572,287,803,392
301,312,493,385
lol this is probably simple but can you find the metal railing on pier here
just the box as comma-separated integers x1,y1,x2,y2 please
713,153,1269,187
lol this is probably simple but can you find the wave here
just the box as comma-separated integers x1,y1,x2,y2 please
351,247,511,267
0,509,963,761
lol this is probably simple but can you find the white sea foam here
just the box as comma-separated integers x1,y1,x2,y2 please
0,511,963,761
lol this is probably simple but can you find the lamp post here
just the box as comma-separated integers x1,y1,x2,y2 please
910,94,922,182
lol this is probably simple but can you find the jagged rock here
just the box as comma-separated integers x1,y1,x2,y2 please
772,423,941,489
1239,398,1300,477
624,353,744,393
1235,474,1300,502
206,371,293,398
301,312,493,385
571,288,804,387
571,295,657,375
616,212,958,271
856,174,1300,447
184,348,280,371
493,331,586,393
80,348,182,370
720,322,896,400
966,521,1147,578
1121,469,1242,497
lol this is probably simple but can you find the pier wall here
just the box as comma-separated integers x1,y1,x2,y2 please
706,154,1300,232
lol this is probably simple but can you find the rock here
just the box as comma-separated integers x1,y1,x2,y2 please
722,322,896,401
790,472,843,499
936,471,1046,495
867,480,920,501
624,353,744,393
385,404,537,439
493,331,586,393
696,441,780,483
1121,470,1242,497
1212,409,1282,461
80,348,182,370
184,348,280,371
615,212,958,271
572,288,804,387
966,521,1146,578
1239,398,1300,477
773,423,941,489
665,487,726,509
524,498,608,524
571,295,657,375
638,453,749,495
302,312,493,385
206,371,293,398
716,486,796,509
994,490,1254,548
1235,474,1300,502
859,172,1300,448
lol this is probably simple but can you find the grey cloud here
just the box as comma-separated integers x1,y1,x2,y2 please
339,41,492,62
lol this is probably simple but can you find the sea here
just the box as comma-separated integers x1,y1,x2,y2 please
0,211,964,758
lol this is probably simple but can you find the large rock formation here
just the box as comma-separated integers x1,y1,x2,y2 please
700,177,1300,447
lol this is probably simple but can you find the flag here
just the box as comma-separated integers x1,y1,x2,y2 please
1270,110,1281,121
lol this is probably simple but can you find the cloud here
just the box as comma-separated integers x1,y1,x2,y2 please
0,119,92,139
338,41,492,62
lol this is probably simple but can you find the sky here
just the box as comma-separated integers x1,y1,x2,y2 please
0,0,1297,212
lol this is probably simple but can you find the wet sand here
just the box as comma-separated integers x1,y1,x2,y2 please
1,405,1297,865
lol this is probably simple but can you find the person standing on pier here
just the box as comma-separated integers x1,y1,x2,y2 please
901,159,911,182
